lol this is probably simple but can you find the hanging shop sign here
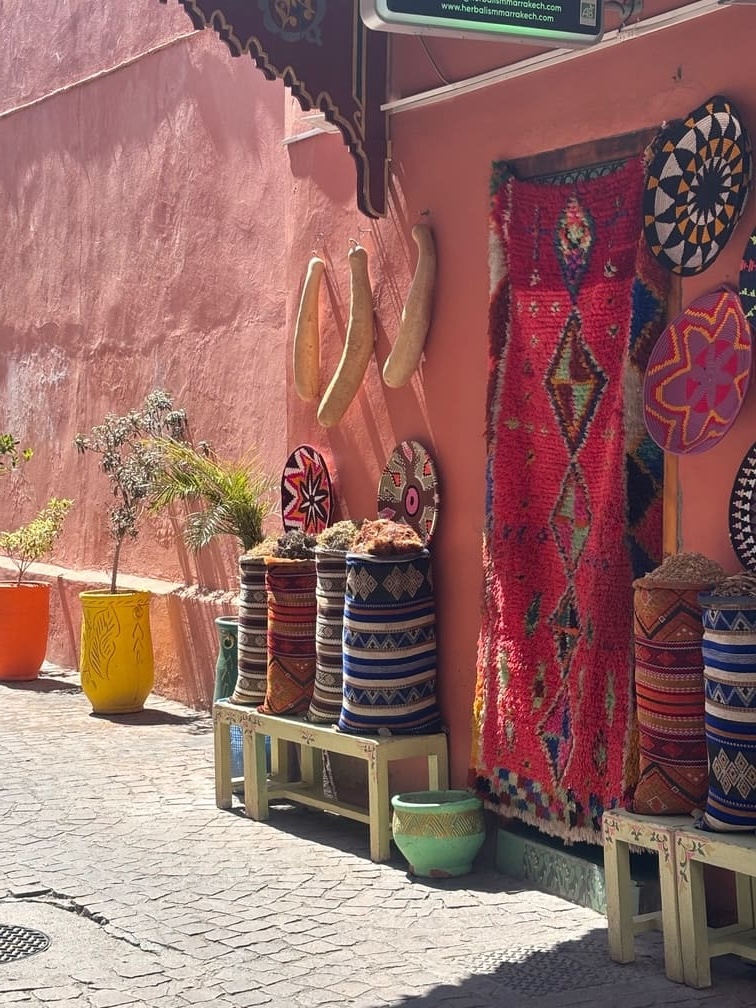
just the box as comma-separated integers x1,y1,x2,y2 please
361,0,604,47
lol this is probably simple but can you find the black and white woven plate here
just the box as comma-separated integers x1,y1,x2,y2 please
644,94,752,276
729,440,756,573
739,223,756,331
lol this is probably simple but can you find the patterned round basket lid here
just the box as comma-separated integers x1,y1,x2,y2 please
644,94,752,277
643,286,752,455
377,440,440,545
281,444,334,535
729,441,756,573
739,223,756,331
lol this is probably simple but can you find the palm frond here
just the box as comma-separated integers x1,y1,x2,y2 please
149,438,276,552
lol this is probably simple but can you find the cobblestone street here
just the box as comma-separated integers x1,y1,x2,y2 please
1,667,754,1007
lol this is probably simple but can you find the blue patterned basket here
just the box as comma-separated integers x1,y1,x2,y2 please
699,594,756,831
338,549,442,735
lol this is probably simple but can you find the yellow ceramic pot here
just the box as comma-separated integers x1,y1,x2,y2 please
79,590,154,714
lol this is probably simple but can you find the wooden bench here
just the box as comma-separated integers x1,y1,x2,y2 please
602,809,689,984
213,700,450,862
674,825,756,988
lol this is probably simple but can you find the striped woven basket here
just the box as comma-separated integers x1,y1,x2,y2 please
231,555,268,706
258,557,317,716
307,547,348,724
338,549,442,735
631,576,715,815
698,595,756,831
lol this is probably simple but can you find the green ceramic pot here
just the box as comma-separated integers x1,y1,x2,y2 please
391,790,485,878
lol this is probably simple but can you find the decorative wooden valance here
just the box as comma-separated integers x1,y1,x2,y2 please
159,0,390,218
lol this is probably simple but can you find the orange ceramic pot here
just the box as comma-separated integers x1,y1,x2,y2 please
0,581,51,681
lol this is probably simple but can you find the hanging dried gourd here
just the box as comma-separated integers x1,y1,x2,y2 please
293,256,325,402
317,242,374,427
383,221,436,388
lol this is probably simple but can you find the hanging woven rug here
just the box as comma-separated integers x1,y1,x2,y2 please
281,444,334,535
729,441,756,574
470,155,668,843
644,94,752,276
643,286,751,455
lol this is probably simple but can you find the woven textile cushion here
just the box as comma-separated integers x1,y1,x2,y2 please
338,549,442,735
307,548,348,723
258,558,317,716
699,596,756,831
631,578,711,814
231,556,268,706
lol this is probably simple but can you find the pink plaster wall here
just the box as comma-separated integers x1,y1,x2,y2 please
2,1,756,791
0,5,290,702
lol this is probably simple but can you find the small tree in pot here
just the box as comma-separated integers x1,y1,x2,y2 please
74,390,188,593
0,473,73,682
147,439,276,712
73,389,188,714
0,498,74,588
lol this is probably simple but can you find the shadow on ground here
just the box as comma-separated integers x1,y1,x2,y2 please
89,709,207,726
2,676,81,695
363,926,756,1007
239,801,529,896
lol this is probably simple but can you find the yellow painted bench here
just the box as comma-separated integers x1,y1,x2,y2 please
604,809,756,989
213,699,449,863
602,809,688,984
674,825,756,988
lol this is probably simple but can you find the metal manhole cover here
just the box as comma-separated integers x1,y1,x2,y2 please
465,938,644,997
0,924,50,964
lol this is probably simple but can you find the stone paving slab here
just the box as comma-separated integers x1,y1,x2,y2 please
1,666,755,1007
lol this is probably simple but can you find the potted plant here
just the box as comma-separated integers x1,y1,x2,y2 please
147,438,275,554
0,496,73,681
73,389,188,714
147,438,276,706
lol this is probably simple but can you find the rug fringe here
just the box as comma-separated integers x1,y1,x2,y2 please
482,800,603,847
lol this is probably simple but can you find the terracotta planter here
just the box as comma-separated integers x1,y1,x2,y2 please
0,581,51,681
79,590,154,714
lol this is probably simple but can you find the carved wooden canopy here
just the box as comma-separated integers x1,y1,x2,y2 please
159,0,390,218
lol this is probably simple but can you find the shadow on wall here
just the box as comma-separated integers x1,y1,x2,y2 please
48,572,236,713
164,586,238,710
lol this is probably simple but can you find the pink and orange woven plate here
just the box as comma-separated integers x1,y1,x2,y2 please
643,287,752,455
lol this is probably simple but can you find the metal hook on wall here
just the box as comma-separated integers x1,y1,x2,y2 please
606,0,643,29
311,232,325,257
